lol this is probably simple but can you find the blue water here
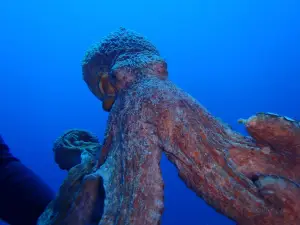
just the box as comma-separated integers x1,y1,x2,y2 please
1,0,299,224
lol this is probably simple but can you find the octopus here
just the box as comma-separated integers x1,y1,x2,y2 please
38,28,300,225
38,129,104,225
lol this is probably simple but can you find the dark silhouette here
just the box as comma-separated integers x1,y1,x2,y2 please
0,135,54,225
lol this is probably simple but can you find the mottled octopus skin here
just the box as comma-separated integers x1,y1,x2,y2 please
42,28,300,225
243,113,300,155
96,76,300,225
88,28,299,225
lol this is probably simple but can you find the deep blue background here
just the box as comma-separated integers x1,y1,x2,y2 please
1,0,299,224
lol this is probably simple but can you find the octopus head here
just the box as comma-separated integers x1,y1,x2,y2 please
53,129,101,171
82,27,168,112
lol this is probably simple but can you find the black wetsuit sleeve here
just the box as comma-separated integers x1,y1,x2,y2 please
0,135,55,225
0,135,18,165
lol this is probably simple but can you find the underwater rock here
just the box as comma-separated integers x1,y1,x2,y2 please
41,28,300,225
38,129,103,225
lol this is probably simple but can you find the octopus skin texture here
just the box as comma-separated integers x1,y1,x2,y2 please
40,28,300,225
38,129,104,225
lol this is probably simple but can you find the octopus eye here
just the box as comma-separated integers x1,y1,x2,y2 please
98,74,106,96
98,71,108,77
98,73,116,98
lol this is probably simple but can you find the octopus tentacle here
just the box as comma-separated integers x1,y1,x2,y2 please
63,173,104,225
145,80,275,224
253,175,300,222
239,112,300,155
97,105,164,225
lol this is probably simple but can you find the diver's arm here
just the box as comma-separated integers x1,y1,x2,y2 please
0,135,55,225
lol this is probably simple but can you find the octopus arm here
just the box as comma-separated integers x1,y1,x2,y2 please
97,105,164,225
241,112,300,155
63,173,104,225
150,81,300,224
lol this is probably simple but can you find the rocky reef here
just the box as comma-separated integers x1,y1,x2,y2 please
39,28,300,225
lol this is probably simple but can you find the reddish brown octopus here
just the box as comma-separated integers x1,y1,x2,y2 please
38,28,300,225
